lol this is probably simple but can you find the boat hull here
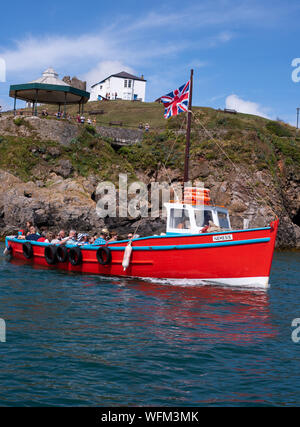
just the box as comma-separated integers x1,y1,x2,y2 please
5,220,278,288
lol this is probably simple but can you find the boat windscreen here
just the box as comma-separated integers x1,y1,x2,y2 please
218,211,230,229
195,210,213,227
169,208,191,229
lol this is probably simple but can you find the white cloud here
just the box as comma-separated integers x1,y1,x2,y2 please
0,2,253,79
83,61,136,90
225,94,270,118
0,1,286,107
2,35,109,74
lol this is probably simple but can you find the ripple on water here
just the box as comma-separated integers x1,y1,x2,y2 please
0,245,300,406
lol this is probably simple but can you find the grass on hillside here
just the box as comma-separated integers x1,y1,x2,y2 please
1,101,300,183
0,128,135,182
4,100,281,129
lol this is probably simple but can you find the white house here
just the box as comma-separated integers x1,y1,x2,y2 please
90,71,146,102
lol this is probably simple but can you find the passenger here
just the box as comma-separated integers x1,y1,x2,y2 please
201,225,209,233
94,233,107,245
57,230,66,241
77,233,89,245
51,234,61,244
127,233,139,240
25,221,34,236
37,234,46,243
63,230,78,245
101,228,110,240
44,232,54,243
26,226,41,242
207,220,221,233
38,232,53,243
108,231,118,242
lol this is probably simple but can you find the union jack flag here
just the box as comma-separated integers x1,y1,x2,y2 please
160,81,190,119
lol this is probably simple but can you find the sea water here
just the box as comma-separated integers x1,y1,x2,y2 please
0,243,299,407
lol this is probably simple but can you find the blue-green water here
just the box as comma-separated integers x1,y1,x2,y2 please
0,243,299,407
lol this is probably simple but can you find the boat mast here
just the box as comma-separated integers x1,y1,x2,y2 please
184,69,194,183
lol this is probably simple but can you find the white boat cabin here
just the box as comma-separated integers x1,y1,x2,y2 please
165,203,231,235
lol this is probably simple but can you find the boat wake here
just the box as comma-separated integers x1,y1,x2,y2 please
141,277,269,291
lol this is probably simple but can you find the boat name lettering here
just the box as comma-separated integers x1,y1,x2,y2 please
213,234,233,242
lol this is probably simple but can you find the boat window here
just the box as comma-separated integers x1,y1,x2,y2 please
218,212,230,229
169,209,191,229
195,210,213,227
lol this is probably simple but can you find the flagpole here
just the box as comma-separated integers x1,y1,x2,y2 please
184,69,193,183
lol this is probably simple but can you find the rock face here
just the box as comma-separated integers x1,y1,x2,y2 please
0,116,144,146
0,170,105,236
0,116,79,145
95,125,144,146
62,76,87,91
1,164,299,247
0,114,299,247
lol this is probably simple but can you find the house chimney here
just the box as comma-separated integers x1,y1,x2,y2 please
141,74,144,80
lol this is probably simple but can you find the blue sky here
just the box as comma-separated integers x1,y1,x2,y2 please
1,0,300,124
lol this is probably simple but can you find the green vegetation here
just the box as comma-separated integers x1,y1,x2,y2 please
119,131,185,172
13,117,34,130
266,120,293,137
0,128,134,182
13,117,25,127
1,102,300,184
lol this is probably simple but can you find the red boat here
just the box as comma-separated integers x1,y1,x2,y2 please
4,198,279,289
3,71,279,289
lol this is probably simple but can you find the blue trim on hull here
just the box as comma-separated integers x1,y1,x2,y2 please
104,238,270,252
6,236,271,252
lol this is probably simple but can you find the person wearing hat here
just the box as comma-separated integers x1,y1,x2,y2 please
78,233,89,245
101,228,110,240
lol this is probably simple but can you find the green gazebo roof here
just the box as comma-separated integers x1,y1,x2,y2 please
9,68,90,105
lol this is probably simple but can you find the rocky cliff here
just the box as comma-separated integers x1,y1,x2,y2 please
0,109,299,248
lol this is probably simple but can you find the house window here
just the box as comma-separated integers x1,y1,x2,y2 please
128,80,132,88
100,85,103,90
124,80,128,88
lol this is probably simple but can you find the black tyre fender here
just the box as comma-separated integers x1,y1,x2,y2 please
96,247,112,265
44,245,58,265
23,242,33,259
56,245,69,263
69,247,82,266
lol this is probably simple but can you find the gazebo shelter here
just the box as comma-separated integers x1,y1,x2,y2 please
9,68,90,116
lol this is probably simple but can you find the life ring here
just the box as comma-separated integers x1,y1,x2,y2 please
44,245,58,265
57,246,69,263
69,247,82,266
96,247,112,265
23,242,33,259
